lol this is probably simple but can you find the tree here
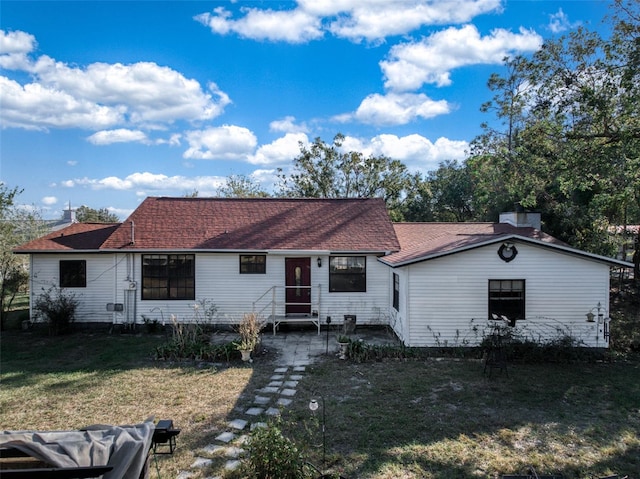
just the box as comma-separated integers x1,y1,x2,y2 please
398,173,434,222
427,160,475,222
75,205,120,223
276,133,411,219
0,184,47,330
217,175,270,198
468,0,639,260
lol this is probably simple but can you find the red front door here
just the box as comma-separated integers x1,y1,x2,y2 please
285,257,311,315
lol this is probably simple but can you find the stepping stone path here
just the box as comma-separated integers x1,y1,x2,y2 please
176,362,309,478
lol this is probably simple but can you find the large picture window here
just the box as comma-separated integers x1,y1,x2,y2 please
60,260,86,288
393,273,400,311
240,255,266,274
489,279,525,322
329,256,366,292
142,254,195,300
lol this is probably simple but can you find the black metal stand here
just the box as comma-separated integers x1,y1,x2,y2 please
152,419,180,454
484,332,508,377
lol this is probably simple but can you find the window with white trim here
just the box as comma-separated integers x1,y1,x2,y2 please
329,256,366,292
488,279,525,322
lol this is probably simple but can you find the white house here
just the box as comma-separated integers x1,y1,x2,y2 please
15,197,632,348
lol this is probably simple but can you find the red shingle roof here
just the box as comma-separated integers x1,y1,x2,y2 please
16,197,400,253
382,222,565,266
14,223,120,252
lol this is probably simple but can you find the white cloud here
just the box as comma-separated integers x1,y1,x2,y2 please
0,76,124,130
381,24,542,90
248,132,309,165
270,116,309,134
0,29,36,54
183,125,257,160
250,168,279,188
66,171,227,195
106,206,132,221
339,92,450,126
548,8,580,34
195,6,323,43
0,33,231,131
342,133,469,172
67,160,78,166
41,196,57,205
0,30,37,70
195,1,503,44
322,0,503,43
87,129,149,145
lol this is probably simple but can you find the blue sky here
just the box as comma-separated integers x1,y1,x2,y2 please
1,1,612,220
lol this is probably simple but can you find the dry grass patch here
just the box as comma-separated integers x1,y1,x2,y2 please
0,331,271,478
3,330,640,479
284,357,640,479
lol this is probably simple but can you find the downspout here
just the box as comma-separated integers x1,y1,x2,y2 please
128,221,136,326
29,255,34,323
404,266,410,346
113,254,118,325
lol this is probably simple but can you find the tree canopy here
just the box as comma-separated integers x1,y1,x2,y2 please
75,205,120,223
467,0,639,259
276,134,412,220
1,184,47,329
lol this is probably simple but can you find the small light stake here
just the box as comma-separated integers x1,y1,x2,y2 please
308,395,326,466
325,316,332,355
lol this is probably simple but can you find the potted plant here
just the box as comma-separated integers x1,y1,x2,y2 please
236,313,263,361
337,335,350,359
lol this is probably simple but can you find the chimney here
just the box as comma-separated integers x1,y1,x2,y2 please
499,205,541,230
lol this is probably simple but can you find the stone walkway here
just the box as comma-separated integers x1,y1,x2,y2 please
175,333,319,479
174,328,398,479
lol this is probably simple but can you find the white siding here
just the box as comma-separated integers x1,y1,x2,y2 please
30,254,116,324
320,256,390,326
125,253,390,327
402,242,611,347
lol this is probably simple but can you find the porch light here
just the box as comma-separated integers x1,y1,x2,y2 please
317,257,322,267
586,302,603,323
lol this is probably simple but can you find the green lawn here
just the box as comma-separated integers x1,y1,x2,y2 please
1,330,638,479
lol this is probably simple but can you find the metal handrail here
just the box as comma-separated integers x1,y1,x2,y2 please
252,285,322,333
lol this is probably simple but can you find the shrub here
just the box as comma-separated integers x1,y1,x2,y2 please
33,285,79,335
236,312,265,351
241,419,308,479
154,314,237,362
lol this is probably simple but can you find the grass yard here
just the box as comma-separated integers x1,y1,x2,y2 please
289,358,640,479
1,331,639,479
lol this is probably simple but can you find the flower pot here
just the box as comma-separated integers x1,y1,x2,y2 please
338,342,349,359
240,349,252,362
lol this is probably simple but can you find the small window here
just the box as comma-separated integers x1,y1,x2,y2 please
142,254,195,300
393,273,400,311
329,256,366,292
60,260,86,288
489,279,525,321
240,255,266,274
